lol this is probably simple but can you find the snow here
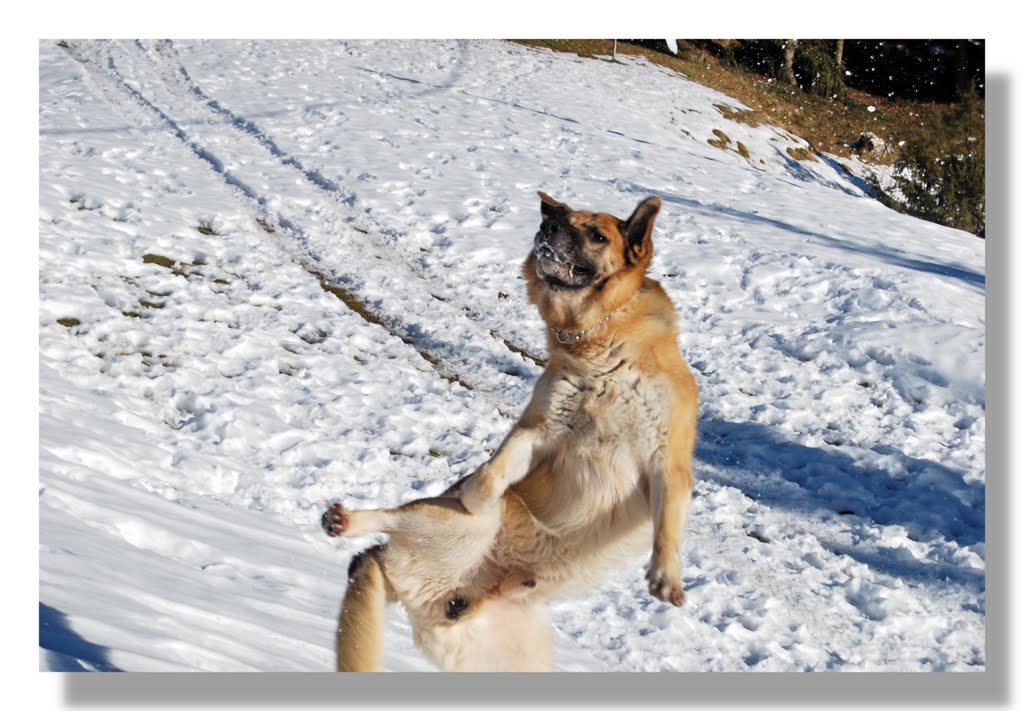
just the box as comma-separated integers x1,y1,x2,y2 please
38,39,985,676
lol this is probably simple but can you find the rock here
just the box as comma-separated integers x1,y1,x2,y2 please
853,132,890,157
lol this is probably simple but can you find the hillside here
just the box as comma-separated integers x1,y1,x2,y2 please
39,39,985,673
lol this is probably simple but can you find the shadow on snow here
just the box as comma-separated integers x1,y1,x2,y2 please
39,602,122,672
696,418,984,591
637,185,985,290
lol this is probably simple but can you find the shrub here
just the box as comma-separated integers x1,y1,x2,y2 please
794,41,847,99
892,91,985,237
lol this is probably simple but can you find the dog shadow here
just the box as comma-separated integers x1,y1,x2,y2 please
695,417,984,591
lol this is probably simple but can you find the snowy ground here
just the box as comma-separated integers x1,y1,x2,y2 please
39,39,985,674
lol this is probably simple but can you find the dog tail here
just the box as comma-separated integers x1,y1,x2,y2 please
336,544,389,672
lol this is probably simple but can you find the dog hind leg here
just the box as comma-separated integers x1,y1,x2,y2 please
322,501,401,538
336,544,390,672
323,496,506,670
323,497,502,589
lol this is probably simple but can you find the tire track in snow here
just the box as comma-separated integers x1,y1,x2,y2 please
142,39,551,369
65,39,538,411
138,40,357,203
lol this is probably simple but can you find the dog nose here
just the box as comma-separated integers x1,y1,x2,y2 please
534,234,558,261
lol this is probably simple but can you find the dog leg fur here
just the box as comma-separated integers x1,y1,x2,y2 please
460,422,541,514
335,545,390,672
644,396,696,606
325,497,536,670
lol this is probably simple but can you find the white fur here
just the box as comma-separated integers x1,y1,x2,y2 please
412,599,552,672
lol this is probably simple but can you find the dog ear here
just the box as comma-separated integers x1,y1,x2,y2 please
622,196,661,264
538,191,570,220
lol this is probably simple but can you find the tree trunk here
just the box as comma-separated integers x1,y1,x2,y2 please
782,40,798,86
954,40,971,97
835,39,844,68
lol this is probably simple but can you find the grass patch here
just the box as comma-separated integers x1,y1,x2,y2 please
256,218,276,234
57,317,81,328
707,129,731,150
143,253,176,269
195,222,219,236
516,39,617,60
714,103,762,127
786,146,819,162
735,142,751,160
142,253,207,278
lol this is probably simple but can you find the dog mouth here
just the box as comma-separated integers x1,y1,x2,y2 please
534,244,596,289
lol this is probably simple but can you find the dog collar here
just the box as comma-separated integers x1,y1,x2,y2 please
550,310,620,345
549,281,646,345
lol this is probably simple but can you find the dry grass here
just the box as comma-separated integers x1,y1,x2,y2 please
512,39,964,165
707,129,731,150
786,146,819,162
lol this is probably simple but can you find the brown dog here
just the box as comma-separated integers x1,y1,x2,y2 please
322,192,697,671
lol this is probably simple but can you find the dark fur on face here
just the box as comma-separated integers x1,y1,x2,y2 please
532,206,602,290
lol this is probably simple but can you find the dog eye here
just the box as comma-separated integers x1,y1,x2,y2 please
589,229,608,244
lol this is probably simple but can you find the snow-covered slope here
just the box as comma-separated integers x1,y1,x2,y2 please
39,39,984,672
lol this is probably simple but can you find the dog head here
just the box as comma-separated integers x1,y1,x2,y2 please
524,192,661,333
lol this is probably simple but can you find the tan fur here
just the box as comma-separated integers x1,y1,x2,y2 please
335,546,389,672
323,193,697,671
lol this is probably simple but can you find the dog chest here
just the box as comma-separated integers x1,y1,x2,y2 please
530,362,670,526
545,364,668,456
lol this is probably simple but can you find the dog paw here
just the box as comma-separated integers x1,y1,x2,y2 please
646,569,684,607
321,502,350,537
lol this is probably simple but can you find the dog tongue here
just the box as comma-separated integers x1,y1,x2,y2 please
549,259,573,281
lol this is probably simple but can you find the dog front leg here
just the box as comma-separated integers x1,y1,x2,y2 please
645,449,694,607
459,427,539,514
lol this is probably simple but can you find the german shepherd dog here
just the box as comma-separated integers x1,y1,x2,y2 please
321,192,697,671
